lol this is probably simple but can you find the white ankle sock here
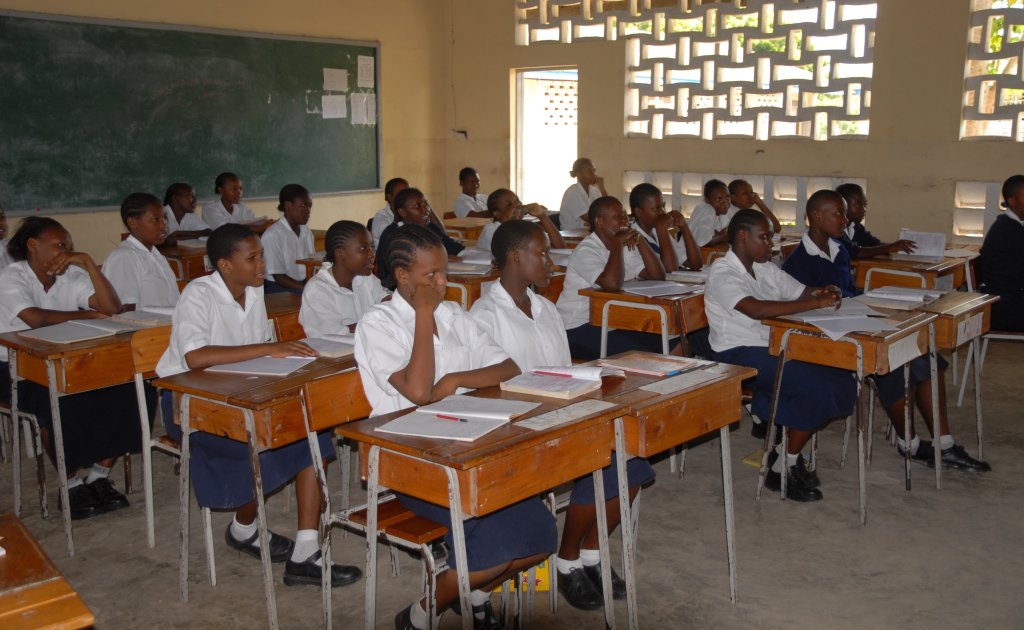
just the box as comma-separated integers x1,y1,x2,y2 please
579,548,601,567
409,600,429,630
939,434,955,450
771,444,786,473
897,435,921,454
470,589,491,606
291,529,319,564
556,556,583,573
67,475,84,489
85,464,111,484
230,516,258,545
786,452,799,468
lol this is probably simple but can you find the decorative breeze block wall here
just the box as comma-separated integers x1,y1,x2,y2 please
516,0,878,141
962,0,1024,141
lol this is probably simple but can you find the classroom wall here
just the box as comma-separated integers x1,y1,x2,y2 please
0,0,453,260
444,0,1021,242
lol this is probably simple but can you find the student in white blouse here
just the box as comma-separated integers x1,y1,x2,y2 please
628,183,702,272
102,193,180,309
371,177,409,248
688,179,736,247
355,224,553,630
475,189,565,255
556,196,669,360
162,183,211,243
452,167,490,218
558,158,607,231
202,172,257,230
470,220,655,611
261,184,315,294
0,208,10,272
299,220,389,338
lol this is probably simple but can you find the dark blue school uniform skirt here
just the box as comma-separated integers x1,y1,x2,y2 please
569,458,656,505
397,494,557,572
566,324,672,362
161,391,334,510
714,346,857,431
871,354,950,409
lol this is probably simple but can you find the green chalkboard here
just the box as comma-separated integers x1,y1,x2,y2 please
0,12,380,212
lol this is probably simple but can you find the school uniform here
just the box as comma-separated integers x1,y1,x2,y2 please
0,262,151,469
202,199,257,230
707,250,856,430
261,217,315,293
101,235,180,308
980,212,1024,331
558,182,602,231
475,221,499,254
155,272,333,509
375,221,464,290
688,203,737,247
299,264,389,338
471,281,654,505
0,239,11,272
164,205,210,234
356,291,555,570
557,232,666,360
453,193,488,218
370,204,393,248
632,219,690,269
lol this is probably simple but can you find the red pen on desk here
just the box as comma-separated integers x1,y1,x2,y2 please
435,414,468,423
534,370,571,378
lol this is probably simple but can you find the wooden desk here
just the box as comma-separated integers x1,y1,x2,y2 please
154,357,365,630
263,292,301,320
312,228,326,252
338,390,627,630
444,272,567,309
559,228,589,245
0,331,139,556
0,513,94,630
851,255,968,290
700,244,728,265
297,255,324,280
579,286,707,355
443,217,491,241
158,244,209,281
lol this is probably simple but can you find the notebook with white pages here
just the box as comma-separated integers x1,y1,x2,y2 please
206,356,316,376
301,336,355,358
891,229,946,263
500,365,624,399
375,395,542,442
621,280,702,298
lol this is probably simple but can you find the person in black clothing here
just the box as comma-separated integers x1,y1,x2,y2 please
979,174,1024,331
835,183,915,258
376,187,464,289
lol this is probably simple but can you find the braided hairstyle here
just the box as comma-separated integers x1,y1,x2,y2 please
491,219,543,269
120,192,162,227
382,224,443,291
214,172,239,195
207,223,257,267
324,220,369,263
487,188,513,213
727,208,769,246
628,183,660,215
587,196,621,232
7,216,65,261
278,183,309,211
163,182,192,207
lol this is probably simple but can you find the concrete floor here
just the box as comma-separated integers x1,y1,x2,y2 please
3,340,1023,629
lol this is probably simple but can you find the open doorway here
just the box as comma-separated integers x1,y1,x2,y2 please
514,67,578,213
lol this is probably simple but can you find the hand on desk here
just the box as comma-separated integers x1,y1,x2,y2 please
810,285,842,309
268,340,317,358
887,239,917,254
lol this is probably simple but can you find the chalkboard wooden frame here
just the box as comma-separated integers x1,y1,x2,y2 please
0,10,383,215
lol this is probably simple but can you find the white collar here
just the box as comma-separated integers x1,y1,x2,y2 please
489,280,542,317
844,223,855,239
209,271,259,310
1004,211,1024,226
125,234,154,253
801,233,840,262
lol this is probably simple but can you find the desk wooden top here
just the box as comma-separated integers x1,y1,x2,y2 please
158,243,208,258
264,292,302,319
0,513,93,630
851,255,968,289
0,329,137,394
579,286,708,335
916,290,999,318
559,229,590,242
444,217,492,230
895,291,997,350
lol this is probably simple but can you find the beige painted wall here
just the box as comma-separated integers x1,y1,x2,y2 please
0,0,452,260
446,0,1022,242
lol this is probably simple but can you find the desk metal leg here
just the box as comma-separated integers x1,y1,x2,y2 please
592,464,615,630
136,374,156,549
928,324,942,490
179,396,192,602
10,351,21,516
45,360,74,556
856,378,867,527
903,364,912,491
364,446,380,630
972,337,984,460
299,393,333,630
719,425,738,603
244,409,279,630
442,467,473,630
614,419,638,630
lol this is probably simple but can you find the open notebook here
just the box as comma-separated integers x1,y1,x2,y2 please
17,318,145,344
500,365,624,399
891,229,946,263
621,280,701,298
375,395,541,442
302,335,355,359
206,356,316,376
598,351,701,377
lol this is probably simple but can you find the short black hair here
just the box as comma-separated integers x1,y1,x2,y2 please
324,220,369,263
278,183,309,211
806,189,845,222
628,183,660,213
207,223,257,267
703,179,727,199
393,187,424,217
382,224,443,290
7,216,64,262
570,158,593,177
491,220,543,269
487,188,513,213
120,192,162,227
458,167,478,182
587,196,620,232
727,179,750,196
214,172,239,194
163,182,193,207
384,177,409,199
835,182,864,204
727,208,769,246
1001,175,1024,202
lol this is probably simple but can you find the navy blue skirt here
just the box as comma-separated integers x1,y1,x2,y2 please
714,346,857,431
872,354,950,409
397,494,557,572
569,458,656,505
566,323,672,362
161,391,335,509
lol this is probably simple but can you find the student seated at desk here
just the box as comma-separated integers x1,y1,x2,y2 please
629,183,702,271
559,158,607,231
783,191,990,472
376,187,464,289
0,217,151,519
689,179,735,247
102,193,180,309
261,184,315,295
475,189,564,254
202,171,257,230
728,179,782,234
163,182,211,244
471,220,653,611
0,206,11,272
706,209,856,502
299,220,388,337
371,177,409,248
979,174,1024,331
835,183,915,259
557,196,673,361
155,224,362,588
453,167,490,218
354,224,552,630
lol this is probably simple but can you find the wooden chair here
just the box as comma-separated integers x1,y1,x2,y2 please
272,312,305,343
0,403,47,517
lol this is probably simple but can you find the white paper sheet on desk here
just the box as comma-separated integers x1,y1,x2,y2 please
667,270,708,284
796,301,886,318
458,248,494,265
206,356,316,376
898,229,946,258
887,335,923,370
864,286,945,302
787,315,898,341
176,238,207,249
418,395,540,421
517,399,618,431
375,410,507,442
621,280,702,297
639,362,719,394
944,248,979,259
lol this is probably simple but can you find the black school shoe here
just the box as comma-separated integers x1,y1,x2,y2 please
450,599,502,630
583,563,627,600
794,454,821,489
86,477,129,512
224,524,294,563
283,550,362,587
900,441,991,472
394,604,414,630
557,566,604,611
765,452,822,502
63,483,105,520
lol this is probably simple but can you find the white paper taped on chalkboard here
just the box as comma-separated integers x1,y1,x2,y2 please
357,55,375,88
322,94,347,119
323,67,349,92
